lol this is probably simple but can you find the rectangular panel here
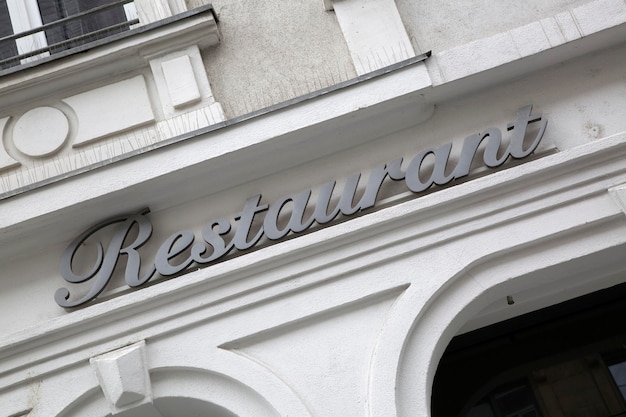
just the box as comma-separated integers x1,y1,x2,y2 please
63,75,155,146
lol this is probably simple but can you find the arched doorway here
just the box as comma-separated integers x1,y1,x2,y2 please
433,279,626,417
368,229,626,417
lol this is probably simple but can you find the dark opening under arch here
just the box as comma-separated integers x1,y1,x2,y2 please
433,280,626,417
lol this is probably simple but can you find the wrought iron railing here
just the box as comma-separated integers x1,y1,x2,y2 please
0,0,139,68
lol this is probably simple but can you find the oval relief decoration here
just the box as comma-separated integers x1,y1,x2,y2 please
13,106,69,157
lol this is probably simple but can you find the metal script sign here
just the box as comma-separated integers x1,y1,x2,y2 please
57,106,547,307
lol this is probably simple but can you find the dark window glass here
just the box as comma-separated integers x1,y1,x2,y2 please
466,402,496,417
38,0,129,53
608,360,626,402
464,383,541,417
0,0,130,69
0,1,18,69
434,280,626,417
491,384,540,417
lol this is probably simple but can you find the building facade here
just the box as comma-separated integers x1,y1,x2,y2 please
1,0,626,416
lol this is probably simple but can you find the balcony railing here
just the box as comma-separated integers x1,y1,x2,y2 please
0,0,139,69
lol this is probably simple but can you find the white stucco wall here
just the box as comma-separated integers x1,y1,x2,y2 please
0,37,624,340
397,0,592,54
4,122,626,417
0,1,625,416
1,0,624,199
198,0,357,118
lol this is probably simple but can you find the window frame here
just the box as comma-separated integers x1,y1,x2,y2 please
5,0,48,63
1,0,137,67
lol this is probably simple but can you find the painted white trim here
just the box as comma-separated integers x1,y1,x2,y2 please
330,0,416,75
123,1,139,28
134,0,172,23
3,0,144,65
5,0,49,62
0,7,219,97
0,62,432,238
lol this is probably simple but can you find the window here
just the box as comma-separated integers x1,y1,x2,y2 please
0,2,18,66
466,382,542,417
0,0,138,69
604,351,626,408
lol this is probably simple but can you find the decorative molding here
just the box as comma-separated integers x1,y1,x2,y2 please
8,411,31,417
155,103,224,137
167,0,188,16
54,106,546,307
134,0,189,23
90,341,153,414
134,0,174,23
1,131,626,393
162,55,202,108
148,45,222,118
0,117,20,172
12,107,69,157
0,58,431,204
0,102,221,196
608,183,626,215
0,5,220,106
63,76,156,147
0,7,223,195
